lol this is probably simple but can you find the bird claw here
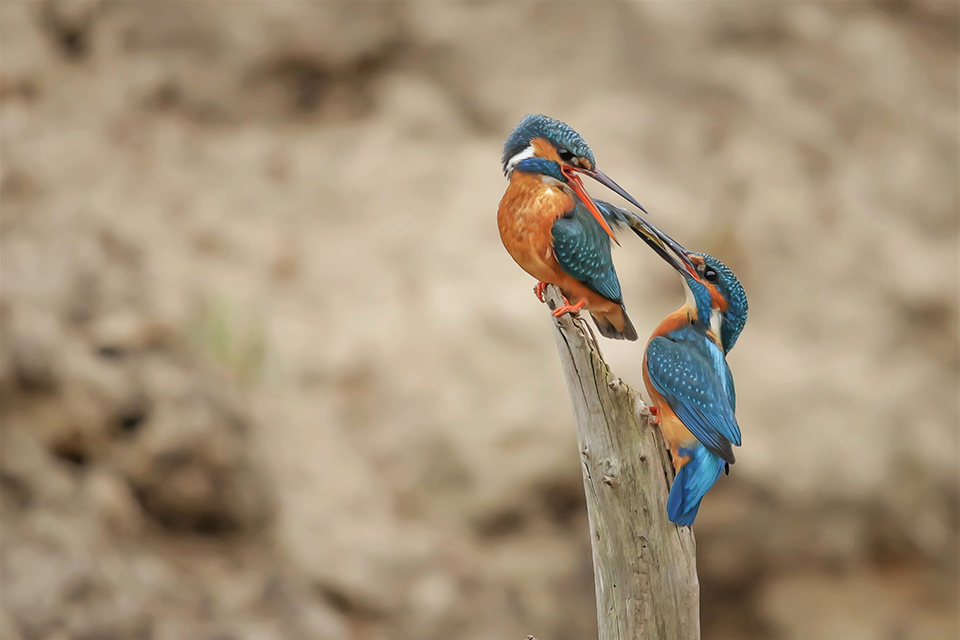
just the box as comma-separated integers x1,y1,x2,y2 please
647,406,660,425
534,281,548,303
551,299,586,317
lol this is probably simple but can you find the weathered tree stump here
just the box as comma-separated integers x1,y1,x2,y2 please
544,284,700,640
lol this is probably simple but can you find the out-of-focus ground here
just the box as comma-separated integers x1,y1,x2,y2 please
1,2,957,639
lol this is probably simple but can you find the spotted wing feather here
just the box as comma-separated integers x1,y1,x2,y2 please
551,201,622,303
646,336,741,464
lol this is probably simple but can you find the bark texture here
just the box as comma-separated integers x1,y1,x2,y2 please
544,285,700,640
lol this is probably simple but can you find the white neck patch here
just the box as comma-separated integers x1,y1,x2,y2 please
710,307,723,339
681,277,696,313
505,144,536,176
681,277,724,336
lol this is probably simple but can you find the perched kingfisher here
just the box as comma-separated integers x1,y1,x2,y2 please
641,241,748,527
498,114,695,340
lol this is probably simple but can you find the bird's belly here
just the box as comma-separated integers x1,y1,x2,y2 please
498,211,561,283
658,408,698,450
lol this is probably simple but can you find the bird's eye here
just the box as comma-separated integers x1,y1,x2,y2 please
557,148,575,162
704,268,719,283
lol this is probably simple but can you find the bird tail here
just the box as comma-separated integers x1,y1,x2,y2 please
591,306,638,341
667,445,726,527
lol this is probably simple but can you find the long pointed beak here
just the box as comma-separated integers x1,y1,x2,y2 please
637,230,698,280
629,215,699,280
578,168,649,215
571,166,699,279
561,167,620,246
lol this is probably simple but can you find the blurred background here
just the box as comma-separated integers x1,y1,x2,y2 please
1,2,957,639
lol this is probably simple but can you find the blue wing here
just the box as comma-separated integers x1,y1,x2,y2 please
703,330,738,413
551,200,622,303
724,366,737,413
646,335,741,463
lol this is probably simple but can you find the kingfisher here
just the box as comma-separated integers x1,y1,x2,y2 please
641,240,748,526
498,114,695,340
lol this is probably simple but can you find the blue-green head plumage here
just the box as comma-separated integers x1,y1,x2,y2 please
692,252,748,353
502,114,595,176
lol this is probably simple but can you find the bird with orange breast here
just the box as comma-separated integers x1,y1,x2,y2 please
497,114,695,340
639,233,749,526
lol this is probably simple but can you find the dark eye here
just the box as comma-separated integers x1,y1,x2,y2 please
557,148,575,162
704,268,719,283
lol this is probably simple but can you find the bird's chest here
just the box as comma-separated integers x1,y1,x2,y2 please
497,174,572,279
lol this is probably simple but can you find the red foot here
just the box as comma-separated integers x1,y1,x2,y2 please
648,406,660,425
534,281,548,303
552,299,586,317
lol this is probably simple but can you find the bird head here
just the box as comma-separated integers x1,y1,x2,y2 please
502,114,597,178
503,114,655,245
689,253,748,353
648,239,748,351
615,203,746,351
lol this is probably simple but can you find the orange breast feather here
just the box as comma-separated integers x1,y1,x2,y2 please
497,173,572,284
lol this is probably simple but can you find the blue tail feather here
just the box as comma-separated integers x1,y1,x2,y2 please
667,446,726,526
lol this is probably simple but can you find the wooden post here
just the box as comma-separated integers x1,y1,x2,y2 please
543,285,700,640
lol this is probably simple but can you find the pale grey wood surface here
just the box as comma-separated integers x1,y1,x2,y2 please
543,285,700,640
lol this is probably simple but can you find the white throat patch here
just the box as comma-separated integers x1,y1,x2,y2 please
505,144,536,176
681,278,696,312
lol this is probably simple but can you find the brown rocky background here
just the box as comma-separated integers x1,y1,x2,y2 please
1,2,957,639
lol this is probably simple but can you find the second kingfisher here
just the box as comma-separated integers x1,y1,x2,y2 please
641,241,748,526
497,114,693,341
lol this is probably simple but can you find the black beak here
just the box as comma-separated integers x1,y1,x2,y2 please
635,229,697,279
572,166,699,278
